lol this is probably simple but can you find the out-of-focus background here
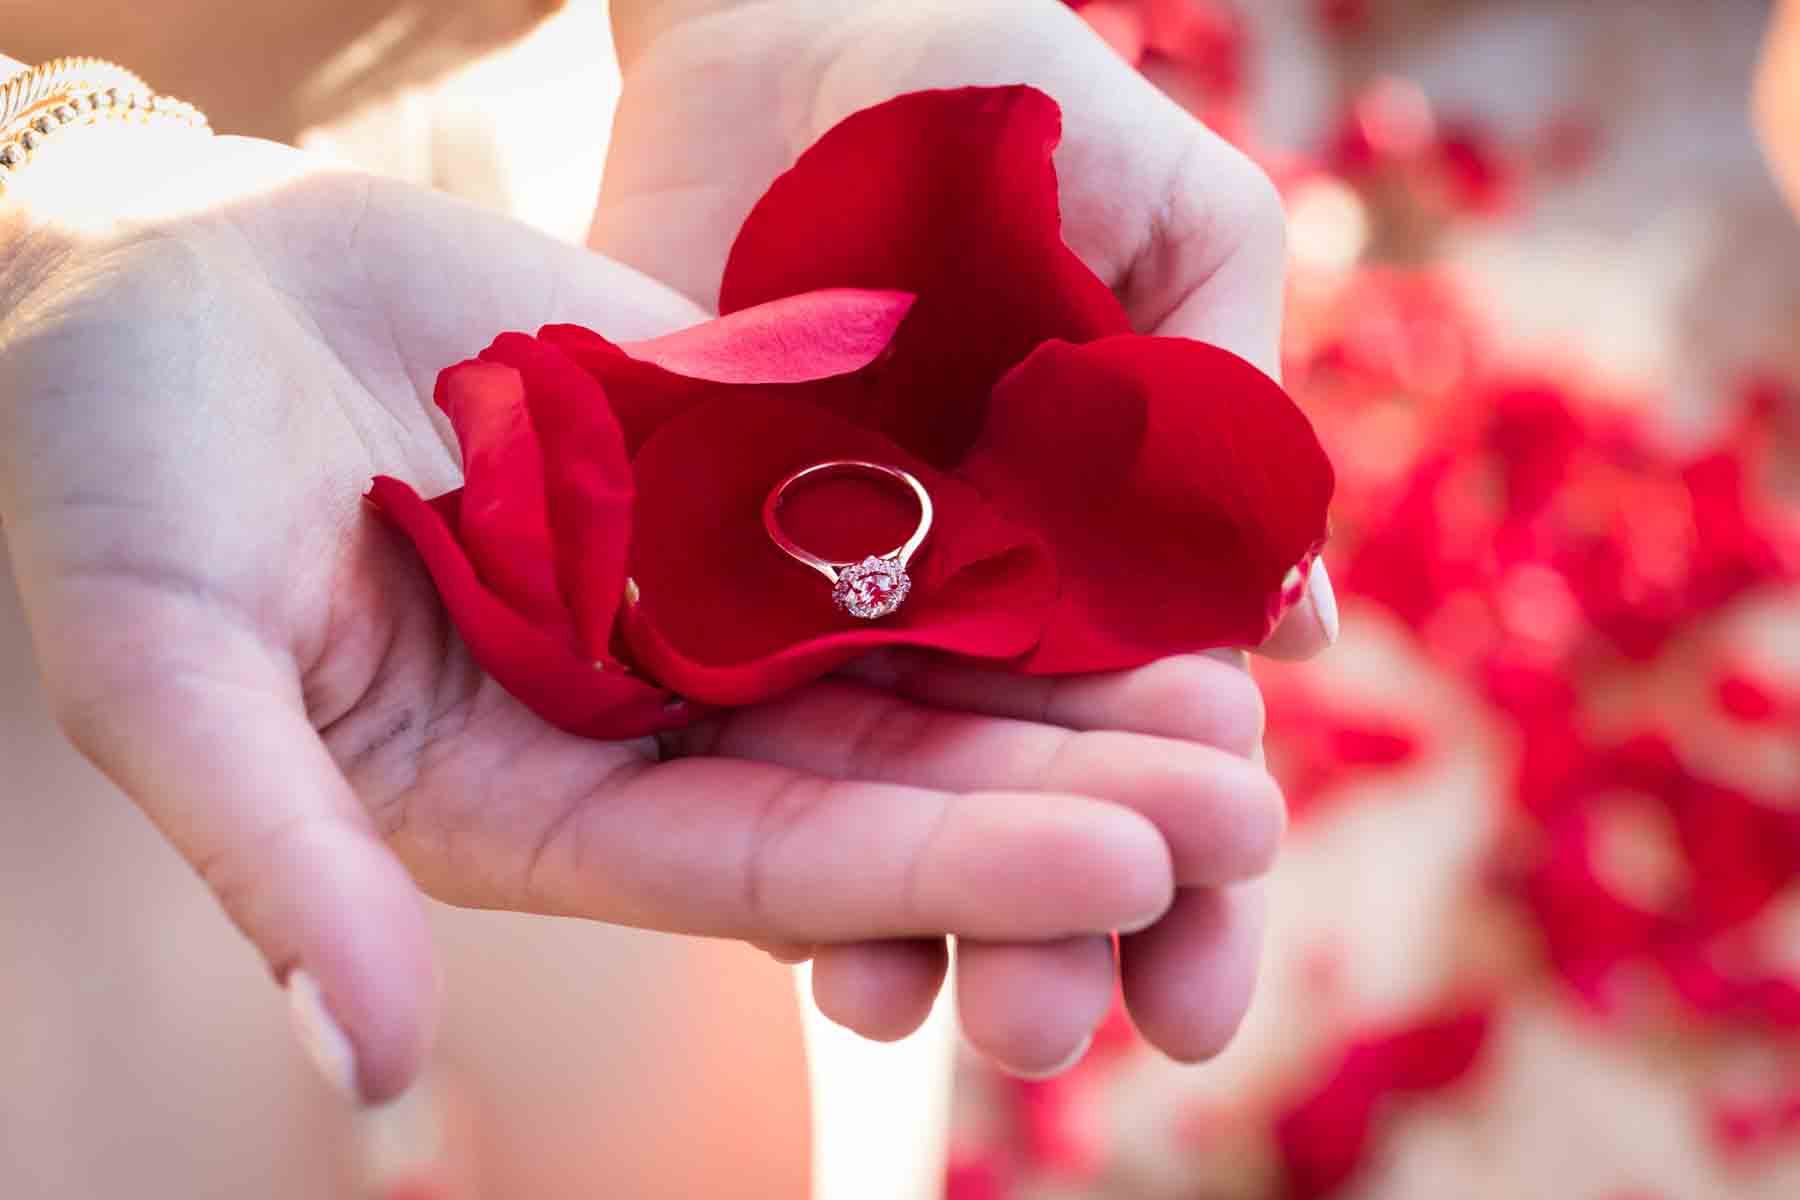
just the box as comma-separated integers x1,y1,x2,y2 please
6,1,1800,1198
951,2,1800,1198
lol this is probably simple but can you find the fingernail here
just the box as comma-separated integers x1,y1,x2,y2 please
287,968,360,1101
361,1074,446,1192
1008,1032,1095,1081
1308,559,1339,645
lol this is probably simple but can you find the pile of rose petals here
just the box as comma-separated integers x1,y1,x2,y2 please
371,85,1333,737
955,4,1800,1199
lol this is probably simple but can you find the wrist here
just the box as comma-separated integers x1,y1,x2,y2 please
1,70,213,327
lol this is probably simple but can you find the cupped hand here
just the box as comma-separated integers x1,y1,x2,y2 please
0,128,1227,1100
595,0,1337,1074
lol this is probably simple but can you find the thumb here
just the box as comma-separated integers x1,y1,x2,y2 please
41,614,437,1105
1258,556,1340,661
1120,130,1340,660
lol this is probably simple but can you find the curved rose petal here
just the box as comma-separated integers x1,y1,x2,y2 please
624,394,1054,706
537,290,912,457
960,337,1334,672
620,288,914,383
1373,1006,1493,1092
536,324,716,455
432,359,570,635
475,334,635,661
721,86,1131,467
367,479,692,739
1274,1006,1491,1200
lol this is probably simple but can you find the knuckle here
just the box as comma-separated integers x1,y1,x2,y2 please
1162,131,1287,269
1141,654,1266,755
509,755,645,911
189,810,325,963
1240,768,1289,874
743,773,836,933
1227,153,1289,257
1230,672,1269,756
1028,728,1085,793
900,793,956,930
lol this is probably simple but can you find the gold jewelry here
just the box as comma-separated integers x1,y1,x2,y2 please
0,57,209,200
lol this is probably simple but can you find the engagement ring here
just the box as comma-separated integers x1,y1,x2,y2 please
763,460,933,620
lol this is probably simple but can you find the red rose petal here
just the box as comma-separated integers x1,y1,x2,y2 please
366,479,691,739
624,394,1054,706
619,288,914,384
960,336,1334,672
537,323,718,456
944,1152,1012,1200
1275,1005,1492,1200
1373,1006,1493,1091
475,333,636,661
1009,1074,1108,1178
721,86,1131,467
1260,669,1426,822
540,291,911,456
1717,669,1784,723
433,360,569,635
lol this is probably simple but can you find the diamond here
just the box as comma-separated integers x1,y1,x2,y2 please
833,555,911,620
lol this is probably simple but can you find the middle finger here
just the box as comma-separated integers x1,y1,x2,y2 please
676,680,1285,887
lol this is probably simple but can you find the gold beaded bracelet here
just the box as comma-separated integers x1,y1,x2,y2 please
0,57,210,201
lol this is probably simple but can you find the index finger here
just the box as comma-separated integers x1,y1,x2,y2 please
385,732,1174,944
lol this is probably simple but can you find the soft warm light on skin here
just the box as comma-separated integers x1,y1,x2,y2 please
1755,0,1800,217
1,121,312,239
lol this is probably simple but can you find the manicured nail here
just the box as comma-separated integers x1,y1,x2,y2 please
287,968,359,1101
361,1075,446,1193
1308,559,1339,646
1008,1032,1094,1081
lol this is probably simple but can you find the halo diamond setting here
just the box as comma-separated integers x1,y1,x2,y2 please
832,555,913,620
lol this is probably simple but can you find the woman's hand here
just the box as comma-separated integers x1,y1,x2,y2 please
595,0,1336,1074
0,125,1272,1100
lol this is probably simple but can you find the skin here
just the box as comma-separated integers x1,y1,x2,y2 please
0,0,1328,1105
0,1,556,141
601,0,1331,1071
1757,0,1800,214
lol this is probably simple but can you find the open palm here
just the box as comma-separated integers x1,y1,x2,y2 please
0,127,1282,1098
594,0,1328,1073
